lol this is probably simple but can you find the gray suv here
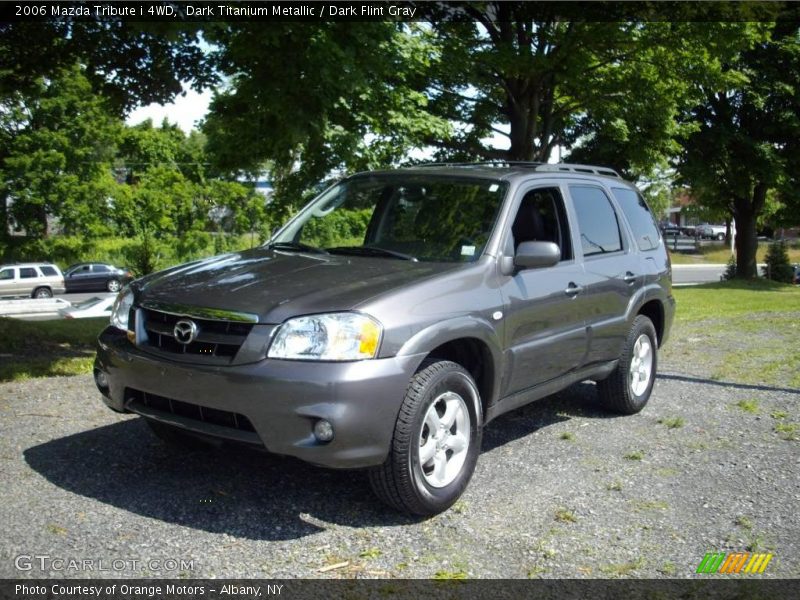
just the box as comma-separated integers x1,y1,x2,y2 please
95,163,675,515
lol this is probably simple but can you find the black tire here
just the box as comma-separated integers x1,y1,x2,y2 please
32,287,52,299
369,359,482,516
596,315,658,415
716,232,725,241
107,278,122,293
145,419,212,450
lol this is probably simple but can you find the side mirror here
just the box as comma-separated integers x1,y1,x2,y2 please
514,241,561,269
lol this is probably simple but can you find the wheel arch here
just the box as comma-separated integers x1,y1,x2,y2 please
396,317,503,422
636,298,665,348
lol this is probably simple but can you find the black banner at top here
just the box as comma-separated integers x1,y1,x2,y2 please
2,1,798,23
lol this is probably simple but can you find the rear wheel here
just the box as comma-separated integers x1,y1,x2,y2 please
369,360,482,516
716,232,725,241
107,279,122,293
32,287,52,299
596,315,657,415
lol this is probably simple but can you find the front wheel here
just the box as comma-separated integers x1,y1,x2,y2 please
716,232,725,241
106,279,122,293
596,315,658,415
369,360,482,516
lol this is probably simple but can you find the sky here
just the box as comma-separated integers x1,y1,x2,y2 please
126,87,214,132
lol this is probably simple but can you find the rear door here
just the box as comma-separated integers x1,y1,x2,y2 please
499,183,590,394
18,266,40,296
565,184,640,365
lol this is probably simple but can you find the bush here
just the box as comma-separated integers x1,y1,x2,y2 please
723,255,737,281
762,240,794,283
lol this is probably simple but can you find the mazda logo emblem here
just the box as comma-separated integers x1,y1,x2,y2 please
173,319,198,345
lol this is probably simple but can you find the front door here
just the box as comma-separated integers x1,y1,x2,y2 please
499,184,590,395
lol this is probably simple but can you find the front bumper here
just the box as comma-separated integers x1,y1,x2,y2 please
95,327,425,469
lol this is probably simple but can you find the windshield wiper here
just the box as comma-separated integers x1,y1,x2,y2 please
266,241,329,255
326,246,418,262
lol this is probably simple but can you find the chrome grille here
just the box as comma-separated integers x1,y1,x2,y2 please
139,307,254,365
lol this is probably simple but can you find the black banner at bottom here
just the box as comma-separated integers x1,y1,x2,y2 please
1,579,798,600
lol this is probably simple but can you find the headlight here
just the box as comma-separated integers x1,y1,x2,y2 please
268,313,382,361
110,287,134,331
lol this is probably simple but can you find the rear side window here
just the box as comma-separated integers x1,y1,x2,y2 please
93,265,110,273
40,266,58,276
612,187,661,251
19,268,38,279
569,185,623,256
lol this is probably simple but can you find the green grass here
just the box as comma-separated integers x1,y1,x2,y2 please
559,431,576,441
774,422,798,441
599,558,646,577
666,281,800,389
672,279,800,322
433,570,468,580
668,240,800,265
554,508,577,523
734,399,760,414
0,317,106,381
658,417,685,429
623,450,645,461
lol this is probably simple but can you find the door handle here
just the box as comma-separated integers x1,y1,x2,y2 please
564,283,584,297
623,272,637,284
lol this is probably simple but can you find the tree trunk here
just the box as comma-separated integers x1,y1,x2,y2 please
0,192,8,245
732,183,767,279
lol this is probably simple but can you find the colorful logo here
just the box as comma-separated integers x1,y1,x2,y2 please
696,552,773,574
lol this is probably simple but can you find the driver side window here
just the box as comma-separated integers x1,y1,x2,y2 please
510,187,573,261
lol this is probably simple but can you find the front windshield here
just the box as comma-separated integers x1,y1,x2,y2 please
271,174,508,263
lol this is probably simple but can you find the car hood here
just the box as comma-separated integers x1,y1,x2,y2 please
134,248,460,323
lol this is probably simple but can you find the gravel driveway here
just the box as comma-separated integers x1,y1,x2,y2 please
0,363,797,579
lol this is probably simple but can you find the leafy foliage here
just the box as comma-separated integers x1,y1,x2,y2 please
1,66,120,238
0,21,213,113
202,22,450,205
677,19,800,278
762,240,794,284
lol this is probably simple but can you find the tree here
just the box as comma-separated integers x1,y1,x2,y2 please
418,4,762,175
1,65,121,238
202,22,450,205
0,21,213,114
677,19,800,278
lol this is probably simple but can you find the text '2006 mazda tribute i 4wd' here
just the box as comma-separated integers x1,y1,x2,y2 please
95,162,675,515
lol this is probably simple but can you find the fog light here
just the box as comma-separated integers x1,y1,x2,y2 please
94,369,108,389
313,419,334,443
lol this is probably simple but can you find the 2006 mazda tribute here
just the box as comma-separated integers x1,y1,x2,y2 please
95,162,674,515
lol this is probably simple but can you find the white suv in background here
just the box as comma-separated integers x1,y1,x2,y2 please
0,263,65,298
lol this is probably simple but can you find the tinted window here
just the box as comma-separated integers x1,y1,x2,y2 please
282,175,507,263
570,186,623,256
612,187,661,251
93,265,111,273
511,187,572,261
19,268,37,278
40,266,58,276
0,269,13,280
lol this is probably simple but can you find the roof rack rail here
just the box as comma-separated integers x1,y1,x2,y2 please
415,160,620,178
